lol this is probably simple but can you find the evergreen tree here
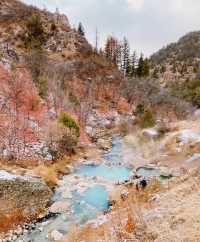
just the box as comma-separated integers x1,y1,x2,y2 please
161,65,166,73
172,63,177,73
130,51,137,77
152,67,159,78
116,42,123,70
126,57,132,77
137,53,144,77
122,37,130,76
143,58,150,77
78,22,85,36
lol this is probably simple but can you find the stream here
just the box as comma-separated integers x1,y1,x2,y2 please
18,137,166,242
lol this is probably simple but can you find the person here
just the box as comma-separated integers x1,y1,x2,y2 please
140,178,147,188
136,177,147,191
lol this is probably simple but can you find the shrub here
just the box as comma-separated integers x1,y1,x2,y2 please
69,91,79,106
24,15,46,84
47,114,80,159
50,21,57,32
35,164,58,187
47,125,78,160
0,46,3,61
156,122,169,135
152,67,159,78
139,108,155,128
58,112,80,137
24,14,45,48
135,103,145,115
58,133,78,154
35,158,70,187
170,77,200,108
29,98,40,111
26,47,44,82
37,75,48,98
119,121,130,136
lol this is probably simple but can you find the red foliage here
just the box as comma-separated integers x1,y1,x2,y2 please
0,65,48,158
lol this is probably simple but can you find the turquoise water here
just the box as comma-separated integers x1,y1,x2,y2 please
76,164,131,183
73,137,131,222
18,137,172,242
72,185,109,224
76,137,131,183
136,167,160,177
137,167,173,182
104,137,124,165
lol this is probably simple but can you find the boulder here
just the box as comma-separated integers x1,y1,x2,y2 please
49,229,64,241
142,128,159,138
49,201,70,213
193,109,200,120
0,170,52,232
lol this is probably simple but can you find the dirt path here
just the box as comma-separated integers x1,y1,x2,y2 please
144,169,200,242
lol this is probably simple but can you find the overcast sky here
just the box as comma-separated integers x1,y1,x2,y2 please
22,0,200,56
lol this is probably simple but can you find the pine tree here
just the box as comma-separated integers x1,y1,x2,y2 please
161,65,166,73
152,67,159,78
116,42,123,70
143,58,150,77
78,22,85,36
137,53,144,77
130,51,137,77
126,57,132,77
122,37,130,76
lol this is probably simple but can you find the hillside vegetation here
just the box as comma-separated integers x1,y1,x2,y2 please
0,0,124,162
150,31,200,83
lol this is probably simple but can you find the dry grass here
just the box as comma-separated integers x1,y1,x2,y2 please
35,157,71,187
0,209,26,233
64,179,163,242
0,157,39,169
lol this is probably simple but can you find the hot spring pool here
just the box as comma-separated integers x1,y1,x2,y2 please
76,164,131,183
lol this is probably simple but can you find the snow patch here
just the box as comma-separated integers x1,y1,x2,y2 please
0,170,18,181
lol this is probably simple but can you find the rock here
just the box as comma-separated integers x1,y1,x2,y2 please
61,190,72,199
148,193,160,202
120,190,129,200
0,170,52,232
85,126,94,136
49,230,64,241
38,227,43,232
49,201,70,213
142,128,159,139
193,109,200,120
14,227,23,236
97,138,111,150
12,235,17,240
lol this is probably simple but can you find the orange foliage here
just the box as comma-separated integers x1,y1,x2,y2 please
0,209,25,233
125,214,136,233
0,65,48,158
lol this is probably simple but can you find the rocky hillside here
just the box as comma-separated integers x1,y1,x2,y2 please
0,0,128,161
150,31,200,84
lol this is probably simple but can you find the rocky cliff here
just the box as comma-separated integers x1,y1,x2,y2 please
0,0,127,161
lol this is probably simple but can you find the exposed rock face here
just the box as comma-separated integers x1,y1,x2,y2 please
0,170,52,231
49,201,70,213
0,0,124,161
